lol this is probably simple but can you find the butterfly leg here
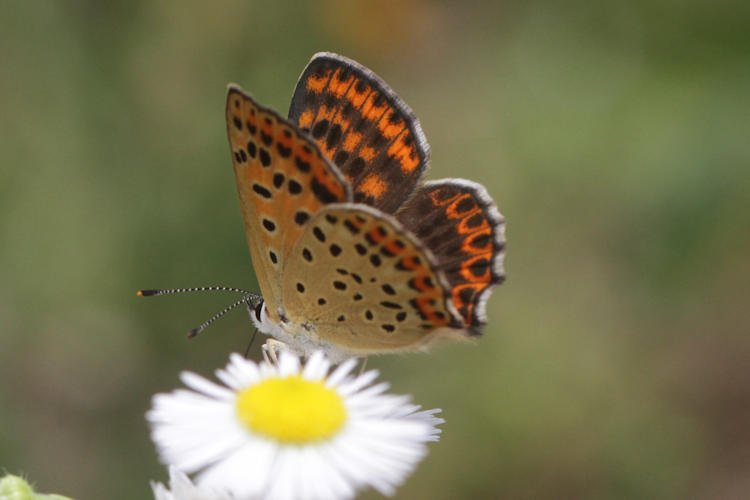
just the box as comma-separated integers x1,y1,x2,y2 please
358,356,369,375
261,338,290,365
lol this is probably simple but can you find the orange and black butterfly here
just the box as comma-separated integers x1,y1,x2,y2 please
144,53,506,362
227,52,506,361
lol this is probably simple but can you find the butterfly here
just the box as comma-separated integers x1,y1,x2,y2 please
220,52,506,362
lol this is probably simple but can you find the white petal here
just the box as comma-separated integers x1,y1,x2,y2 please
302,351,330,381
150,481,172,500
149,396,248,472
344,381,390,403
151,466,234,500
195,437,277,499
277,350,302,376
335,369,379,396
325,358,357,387
179,372,234,400
259,360,277,379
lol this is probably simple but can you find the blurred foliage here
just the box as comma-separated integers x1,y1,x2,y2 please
1,1,749,499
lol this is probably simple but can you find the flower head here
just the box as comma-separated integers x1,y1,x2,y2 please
147,351,443,500
151,466,233,500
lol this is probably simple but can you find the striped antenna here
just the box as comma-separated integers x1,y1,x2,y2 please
137,286,257,297
187,297,255,339
137,286,262,338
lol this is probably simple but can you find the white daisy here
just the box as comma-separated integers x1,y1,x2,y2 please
147,351,444,500
152,466,234,500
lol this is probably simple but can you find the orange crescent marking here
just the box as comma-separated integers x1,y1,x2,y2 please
383,239,405,256
456,208,486,234
451,283,486,324
412,275,436,292
429,189,464,207
445,194,474,219
367,227,386,244
459,253,492,282
399,254,423,271
277,129,293,148
296,143,313,161
461,228,493,254
347,216,366,231
387,140,419,174
415,297,449,326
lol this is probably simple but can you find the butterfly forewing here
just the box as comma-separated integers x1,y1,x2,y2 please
281,204,463,353
289,52,429,214
227,85,351,322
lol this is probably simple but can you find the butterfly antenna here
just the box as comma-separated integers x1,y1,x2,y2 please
137,286,257,297
137,286,262,339
187,297,252,339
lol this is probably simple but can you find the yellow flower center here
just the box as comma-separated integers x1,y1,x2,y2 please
235,375,347,443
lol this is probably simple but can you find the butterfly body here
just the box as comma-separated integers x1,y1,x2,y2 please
228,53,505,362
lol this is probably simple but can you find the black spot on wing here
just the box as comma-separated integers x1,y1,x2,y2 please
294,211,310,225
327,124,342,150
288,180,302,195
277,143,291,158
312,120,329,139
259,148,271,167
252,184,272,199
262,219,276,232
311,177,338,203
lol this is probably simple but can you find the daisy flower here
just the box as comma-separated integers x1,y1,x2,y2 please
151,466,234,500
147,351,444,500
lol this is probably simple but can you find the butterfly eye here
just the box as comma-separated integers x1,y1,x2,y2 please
254,301,263,322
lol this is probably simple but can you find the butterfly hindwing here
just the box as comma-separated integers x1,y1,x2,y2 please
281,204,464,353
288,52,429,214
395,179,506,329
227,85,351,322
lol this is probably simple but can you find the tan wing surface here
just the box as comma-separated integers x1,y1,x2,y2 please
281,204,464,353
226,85,351,322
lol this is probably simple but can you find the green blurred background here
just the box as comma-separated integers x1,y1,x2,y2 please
2,1,749,498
